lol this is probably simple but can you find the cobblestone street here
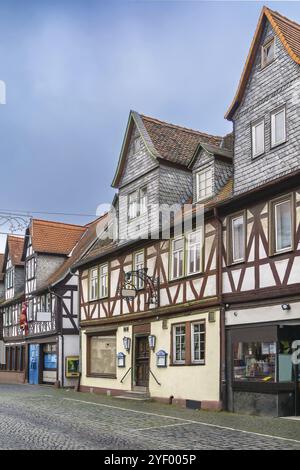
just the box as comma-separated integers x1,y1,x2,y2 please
0,384,300,450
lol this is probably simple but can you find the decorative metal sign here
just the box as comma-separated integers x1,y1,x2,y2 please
119,268,160,307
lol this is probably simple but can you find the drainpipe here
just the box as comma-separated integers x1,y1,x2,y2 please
214,207,227,411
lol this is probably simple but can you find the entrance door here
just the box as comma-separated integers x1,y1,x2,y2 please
135,336,150,387
29,344,40,385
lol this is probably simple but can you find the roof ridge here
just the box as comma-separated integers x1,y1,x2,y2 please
32,218,85,230
140,113,222,141
267,7,300,31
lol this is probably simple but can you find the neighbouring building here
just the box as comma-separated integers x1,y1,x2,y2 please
221,7,300,417
0,218,102,387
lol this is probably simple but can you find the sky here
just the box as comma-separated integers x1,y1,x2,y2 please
0,0,299,250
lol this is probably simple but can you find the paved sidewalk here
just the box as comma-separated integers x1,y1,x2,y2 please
0,384,300,450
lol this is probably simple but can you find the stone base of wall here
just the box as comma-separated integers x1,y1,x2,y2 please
0,371,26,384
79,385,221,411
79,385,126,396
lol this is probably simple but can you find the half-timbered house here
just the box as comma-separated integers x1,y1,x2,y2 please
75,111,233,409
219,7,300,416
0,235,26,383
0,218,104,387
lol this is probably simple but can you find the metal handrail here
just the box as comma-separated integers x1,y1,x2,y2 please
120,366,132,383
149,368,161,386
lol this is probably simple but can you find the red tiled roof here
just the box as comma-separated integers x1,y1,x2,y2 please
30,219,86,255
33,214,109,293
7,235,24,266
226,7,300,120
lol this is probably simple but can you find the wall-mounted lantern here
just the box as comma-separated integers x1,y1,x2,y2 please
117,352,126,368
156,350,168,368
123,336,131,352
148,334,156,351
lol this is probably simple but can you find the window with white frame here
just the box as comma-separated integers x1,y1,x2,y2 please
26,256,36,280
230,214,245,263
187,230,202,275
173,324,186,363
252,118,265,158
89,267,98,301
273,197,293,254
128,191,138,220
261,38,275,68
192,322,205,363
99,263,108,298
171,237,184,279
133,251,144,290
196,167,213,201
139,187,147,215
271,106,286,147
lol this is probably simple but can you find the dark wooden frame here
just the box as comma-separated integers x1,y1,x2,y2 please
170,318,206,367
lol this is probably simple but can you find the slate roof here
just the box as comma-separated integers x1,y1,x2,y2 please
112,110,223,187
226,6,300,120
29,219,86,256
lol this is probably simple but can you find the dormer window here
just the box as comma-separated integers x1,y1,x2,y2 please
196,167,213,201
261,38,275,68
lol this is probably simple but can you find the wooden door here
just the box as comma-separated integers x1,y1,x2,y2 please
135,336,149,387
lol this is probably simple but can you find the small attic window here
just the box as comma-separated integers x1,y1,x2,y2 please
196,167,213,201
261,38,275,68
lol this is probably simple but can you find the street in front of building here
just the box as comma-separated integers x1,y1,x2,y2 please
0,384,300,450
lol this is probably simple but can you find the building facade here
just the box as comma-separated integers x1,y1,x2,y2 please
75,111,233,410
222,7,300,416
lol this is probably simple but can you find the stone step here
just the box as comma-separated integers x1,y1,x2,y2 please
114,390,151,401
114,395,151,401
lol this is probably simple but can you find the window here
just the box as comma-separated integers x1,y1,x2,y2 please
133,251,144,290
271,106,286,147
171,237,184,279
233,341,276,382
173,324,186,363
192,322,205,363
128,191,138,220
229,214,245,264
272,197,293,254
26,257,36,280
139,187,147,215
252,119,265,158
88,334,116,377
196,167,213,201
187,230,202,275
89,267,98,301
261,38,275,68
99,264,108,298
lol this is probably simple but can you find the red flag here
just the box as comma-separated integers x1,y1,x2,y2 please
20,302,28,335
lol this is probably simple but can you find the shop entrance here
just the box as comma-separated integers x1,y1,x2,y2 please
42,344,57,384
134,336,150,387
29,344,40,385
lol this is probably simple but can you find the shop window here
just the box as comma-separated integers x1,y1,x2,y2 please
43,344,57,370
233,341,276,382
87,334,117,377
